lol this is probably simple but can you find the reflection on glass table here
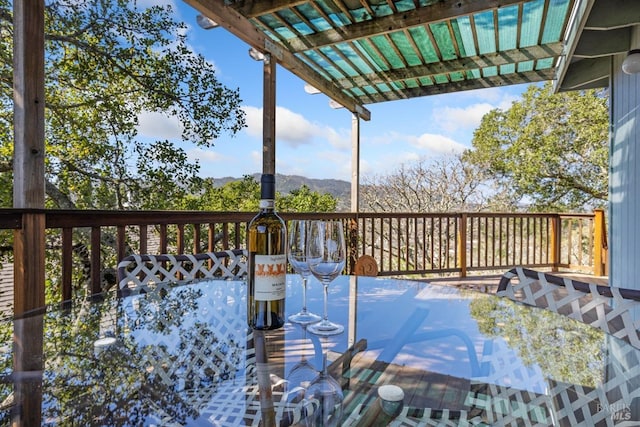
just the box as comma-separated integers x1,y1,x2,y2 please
1,274,639,426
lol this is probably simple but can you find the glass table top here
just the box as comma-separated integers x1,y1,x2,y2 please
1,274,638,425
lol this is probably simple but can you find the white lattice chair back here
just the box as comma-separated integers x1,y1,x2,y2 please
497,267,640,350
466,338,553,426
112,278,251,423
117,249,247,296
118,276,307,425
546,337,640,427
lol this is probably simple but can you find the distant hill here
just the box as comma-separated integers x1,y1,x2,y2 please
213,173,351,210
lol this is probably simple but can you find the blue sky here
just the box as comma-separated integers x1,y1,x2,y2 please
138,1,530,182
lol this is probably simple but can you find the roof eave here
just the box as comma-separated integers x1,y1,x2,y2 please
555,0,640,92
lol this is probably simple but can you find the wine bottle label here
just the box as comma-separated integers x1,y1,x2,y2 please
253,254,286,301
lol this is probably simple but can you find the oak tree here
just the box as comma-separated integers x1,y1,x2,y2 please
464,82,609,211
0,0,245,210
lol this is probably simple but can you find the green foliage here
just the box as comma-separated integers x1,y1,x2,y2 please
279,185,337,212
181,175,260,212
469,296,605,387
0,0,245,210
181,175,337,213
464,82,609,211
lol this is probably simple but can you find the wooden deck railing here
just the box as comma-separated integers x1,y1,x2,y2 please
0,209,607,307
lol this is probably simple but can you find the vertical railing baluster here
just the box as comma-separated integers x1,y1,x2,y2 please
61,227,73,302
177,224,185,254
222,222,230,249
90,226,101,295
593,209,606,275
193,223,201,253
116,225,126,261
444,216,450,270
458,214,467,277
411,217,420,270
208,223,215,252
139,225,148,254
235,222,243,249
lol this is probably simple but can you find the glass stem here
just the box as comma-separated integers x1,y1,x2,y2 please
322,282,329,322
301,276,309,314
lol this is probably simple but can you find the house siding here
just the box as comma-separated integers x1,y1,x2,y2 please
610,53,640,289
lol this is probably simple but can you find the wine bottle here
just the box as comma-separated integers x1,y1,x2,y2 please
247,174,287,330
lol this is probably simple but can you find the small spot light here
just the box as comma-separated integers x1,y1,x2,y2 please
196,14,219,30
329,100,344,109
304,84,321,94
249,47,270,63
622,49,640,75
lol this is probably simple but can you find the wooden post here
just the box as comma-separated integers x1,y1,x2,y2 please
550,215,561,272
13,0,46,305
262,54,276,175
458,214,467,278
12,0,46,422
593,208,607,276
13,312,44,427
12,213,45,426
13,213,46,314
351,114,360,212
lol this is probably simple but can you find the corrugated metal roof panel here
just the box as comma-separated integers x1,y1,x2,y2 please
190,0,576,116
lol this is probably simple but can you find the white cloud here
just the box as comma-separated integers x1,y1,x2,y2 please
365,130,467,154
249,150,262,170
137,111,182,139
432,87,521,132
188,148,225,163
273,107,317,145
365,130,405,146
359,131,466,178
411,133,468,154
459,85,522,105
361,151,422,180
324,126,351,150
434,103,495,132
243,106,263,139
242,105,349,149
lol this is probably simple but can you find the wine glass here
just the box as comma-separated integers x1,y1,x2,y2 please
288,220,322,325
306,220,345,336
304,353,344,427
285,327,318,406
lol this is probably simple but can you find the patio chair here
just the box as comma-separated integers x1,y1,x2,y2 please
466,338,554,427
497,267,640,350
545,335,640,426
117,249,247,296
